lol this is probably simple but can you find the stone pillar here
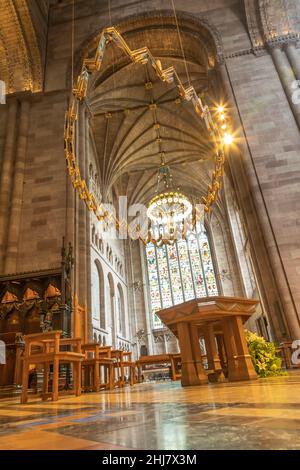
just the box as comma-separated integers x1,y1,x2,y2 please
73,115,80,301
163,332,168,354
270,45,300,129
285,42,300,81
85,114,92,341
5,99,30,274
78,103,87,307
138,241,154,355
0,98,18,272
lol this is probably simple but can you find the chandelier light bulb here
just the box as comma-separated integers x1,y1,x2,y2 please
223,133,233,145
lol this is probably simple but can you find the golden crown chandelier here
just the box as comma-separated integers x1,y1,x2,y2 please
64,27,233,245
145,153,193,246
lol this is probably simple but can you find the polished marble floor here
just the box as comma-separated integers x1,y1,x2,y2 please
0,373,300,450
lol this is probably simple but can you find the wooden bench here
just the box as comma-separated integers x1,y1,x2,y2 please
81,343,114,392
120,351,136,386
136,354,181,382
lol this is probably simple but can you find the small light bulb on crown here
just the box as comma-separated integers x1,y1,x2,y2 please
223,133,233,145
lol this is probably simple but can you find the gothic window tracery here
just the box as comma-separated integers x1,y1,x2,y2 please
145,224,218,328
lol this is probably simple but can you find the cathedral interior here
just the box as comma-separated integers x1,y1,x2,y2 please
0,0,300,452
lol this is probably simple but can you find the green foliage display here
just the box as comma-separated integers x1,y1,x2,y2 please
245,330,287,378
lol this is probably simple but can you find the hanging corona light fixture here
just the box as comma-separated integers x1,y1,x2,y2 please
146,155,193,246
64,26,234,246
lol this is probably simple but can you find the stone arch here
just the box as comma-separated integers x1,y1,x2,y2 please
244,0,300,46
0,0,43,93
69,9,224,88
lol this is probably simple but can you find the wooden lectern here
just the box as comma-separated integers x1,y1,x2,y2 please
157,296,259,386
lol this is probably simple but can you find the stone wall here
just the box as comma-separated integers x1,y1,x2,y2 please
16,92,68,272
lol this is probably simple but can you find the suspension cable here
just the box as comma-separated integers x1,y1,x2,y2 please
171,0,191,87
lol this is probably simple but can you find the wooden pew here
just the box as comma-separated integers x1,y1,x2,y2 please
136,354,181,382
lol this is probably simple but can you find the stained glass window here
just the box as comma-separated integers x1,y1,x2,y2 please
145,225,219,328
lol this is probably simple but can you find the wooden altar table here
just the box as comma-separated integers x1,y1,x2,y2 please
157,296,259,386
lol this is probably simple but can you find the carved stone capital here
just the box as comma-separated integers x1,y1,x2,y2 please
267,33,300,51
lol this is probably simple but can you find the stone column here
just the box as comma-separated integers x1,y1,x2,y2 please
73,115,80,301
5,99,30,274
78,103,87,307
285,42,300,80
270,45,300,129
163,332,168,354
85,114,92,341
138,241,154,355
0,98,18,272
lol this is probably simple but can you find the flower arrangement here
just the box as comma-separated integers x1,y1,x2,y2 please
245,330,287,378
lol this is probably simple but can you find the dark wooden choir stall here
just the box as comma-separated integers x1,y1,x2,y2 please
0,241,74,395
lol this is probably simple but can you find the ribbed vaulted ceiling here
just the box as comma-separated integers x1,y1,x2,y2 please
87,13,221,205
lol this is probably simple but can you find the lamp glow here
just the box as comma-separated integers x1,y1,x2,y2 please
223,133,233,145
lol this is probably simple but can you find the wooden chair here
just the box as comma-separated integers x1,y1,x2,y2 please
111,349,124,387
121,351,136,386
81,343,114,392
21,331,84,403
